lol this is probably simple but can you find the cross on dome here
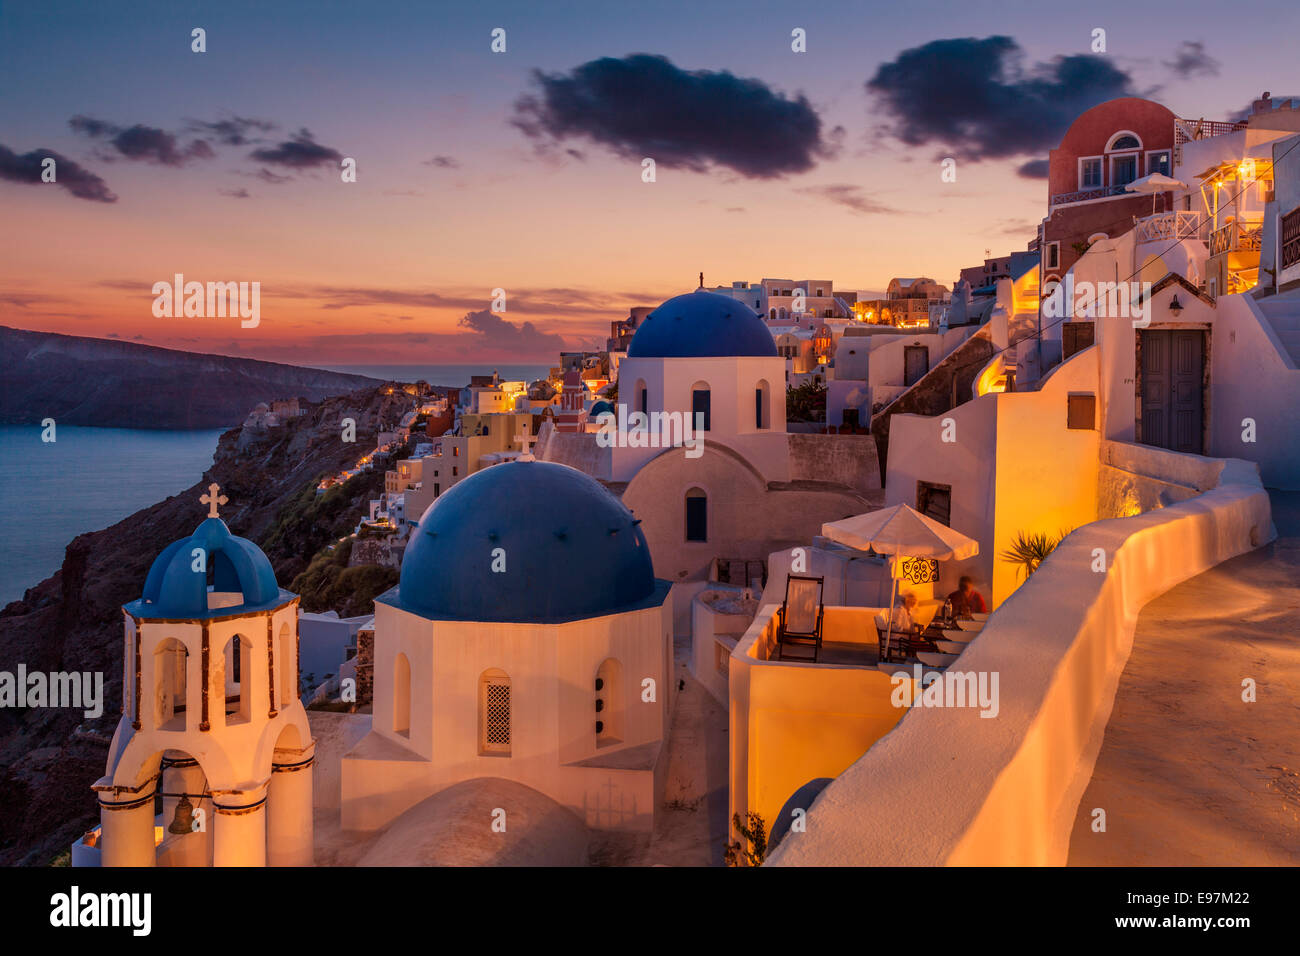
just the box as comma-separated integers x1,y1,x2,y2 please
515,422,538,462
200,482,228,518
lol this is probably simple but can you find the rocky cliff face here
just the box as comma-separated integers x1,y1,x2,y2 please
0,384,410,864
0,326,381,429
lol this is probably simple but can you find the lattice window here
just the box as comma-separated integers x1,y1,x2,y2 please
480,673,511,755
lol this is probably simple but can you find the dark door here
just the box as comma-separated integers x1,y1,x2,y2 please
1140,330,1204,453
904,346,929,386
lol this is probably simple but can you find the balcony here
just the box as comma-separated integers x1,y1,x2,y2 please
1209,220,1263,256
1049,184,1130,207
1134,210,1204,244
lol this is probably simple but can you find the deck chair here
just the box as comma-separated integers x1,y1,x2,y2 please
777,575,824,662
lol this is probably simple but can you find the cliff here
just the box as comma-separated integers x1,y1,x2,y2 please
0,326,381,429
0,384,412,864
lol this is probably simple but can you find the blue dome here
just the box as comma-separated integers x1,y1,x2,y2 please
589,400,614,418
126,517,287,619
627,291,777,359
390,461,667,624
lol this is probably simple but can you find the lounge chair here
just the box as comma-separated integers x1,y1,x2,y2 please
776,575,824,662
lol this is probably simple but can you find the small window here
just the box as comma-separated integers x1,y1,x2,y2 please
1067,394,1097,430
1045,242,1060,270
916,481,952,526
1080,157,1103,190
1109,133,1141,151
1147,150,1171,177
691,384,711,431
479,670,511,755
685,488,708,542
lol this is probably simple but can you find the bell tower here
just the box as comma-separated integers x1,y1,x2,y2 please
85,486,315,867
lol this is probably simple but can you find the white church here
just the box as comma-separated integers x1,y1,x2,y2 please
75,458,676,866
537,289,882,626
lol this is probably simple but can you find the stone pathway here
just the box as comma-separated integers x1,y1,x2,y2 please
1068,490,1300,864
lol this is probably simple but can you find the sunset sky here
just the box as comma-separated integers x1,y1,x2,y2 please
2,0,1296,365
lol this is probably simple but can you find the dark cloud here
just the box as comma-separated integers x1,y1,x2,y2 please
796,183,898,215
249,128,343,169
512,54,831,178
423,155,460,169
218,187,251,199
185,115,276,145
0,144,117,202
867,36,1134,162
1017,158,1050,179
458,308,566,355
246,167,292,184
69,115,214,166
1163,41,1219,80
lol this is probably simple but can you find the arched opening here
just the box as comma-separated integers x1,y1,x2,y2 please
154,638,188,731
769,308,776,320
222,634,253,725
594,658,624,746
156,750,213,867
685,487,708,543
278,623,294,711
478,668,511,756
755,379,771,430
206,550,244,610
634,377,648,416
393,652,411,738
691,381,711,432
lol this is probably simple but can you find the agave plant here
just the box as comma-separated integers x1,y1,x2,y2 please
1000,529,1070,580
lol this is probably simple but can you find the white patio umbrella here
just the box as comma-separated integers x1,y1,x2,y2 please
821,504,979,660
1125,172,1189,215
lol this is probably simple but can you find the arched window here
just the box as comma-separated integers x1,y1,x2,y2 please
278,623,294,711
1107,132,1141,151
479,668,511,755
755,379,771,429
691,382,711,432
154,638,188,731
394,652,411,738
595,658,624,746
1106,132,1142,188
769,308,776,320
685,487,708,543
222,634,253,725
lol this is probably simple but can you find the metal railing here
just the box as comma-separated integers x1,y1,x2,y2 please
1049,184,1130,207
1282,207,1300,272
1209,221,1263,256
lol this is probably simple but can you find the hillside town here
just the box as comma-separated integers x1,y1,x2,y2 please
76,92,1300,868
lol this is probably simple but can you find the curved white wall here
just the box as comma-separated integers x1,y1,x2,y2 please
767,455,1273,866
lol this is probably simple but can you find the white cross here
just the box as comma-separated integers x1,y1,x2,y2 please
515,421,538,461
200,482,228,518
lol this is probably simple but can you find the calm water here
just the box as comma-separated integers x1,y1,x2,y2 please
0,426,223,606
318,364,553,387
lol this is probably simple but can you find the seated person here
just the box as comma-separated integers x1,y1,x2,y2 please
886,593,921,634
947,576,988,618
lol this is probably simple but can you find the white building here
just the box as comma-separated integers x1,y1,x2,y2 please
340,460,675,833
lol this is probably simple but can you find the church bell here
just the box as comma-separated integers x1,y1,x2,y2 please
168,794,196,835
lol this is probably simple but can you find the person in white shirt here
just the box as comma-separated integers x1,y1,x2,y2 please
888,592,919,633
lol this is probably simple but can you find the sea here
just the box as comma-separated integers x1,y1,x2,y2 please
318,364,554,388
0,363,553,607
0,425,224,606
